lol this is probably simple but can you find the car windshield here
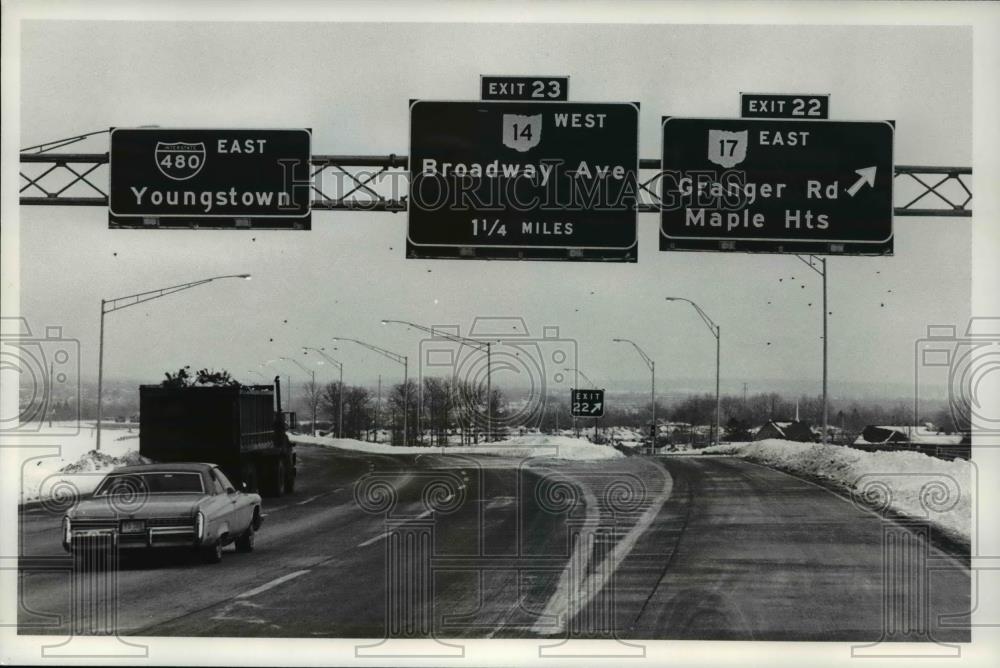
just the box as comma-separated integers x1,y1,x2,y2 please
95,472,204,495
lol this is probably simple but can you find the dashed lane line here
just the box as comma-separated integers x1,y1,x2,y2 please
355,494,454,548
235,569,311,599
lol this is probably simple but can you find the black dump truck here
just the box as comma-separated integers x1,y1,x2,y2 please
139,378,296,496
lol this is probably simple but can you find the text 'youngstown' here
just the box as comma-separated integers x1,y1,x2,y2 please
128,186,295,212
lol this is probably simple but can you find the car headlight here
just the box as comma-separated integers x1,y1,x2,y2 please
195,510,205,541
62,516,71,544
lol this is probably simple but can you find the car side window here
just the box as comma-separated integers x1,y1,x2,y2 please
210,473,225,496
213,468,235,492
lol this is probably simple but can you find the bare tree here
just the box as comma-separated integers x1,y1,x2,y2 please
321,381,343,437
423,377,453,445
303,377,322,436
343,386,373,439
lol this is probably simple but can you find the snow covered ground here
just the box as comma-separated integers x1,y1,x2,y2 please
15,421,147,505
291,433,624,462
686,439,972,545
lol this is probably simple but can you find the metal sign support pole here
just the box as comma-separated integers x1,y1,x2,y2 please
822,258,829,444
96,301,106,451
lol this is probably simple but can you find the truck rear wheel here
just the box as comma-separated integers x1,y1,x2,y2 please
284,459,295,493
274,460,286,497
260,459,286,497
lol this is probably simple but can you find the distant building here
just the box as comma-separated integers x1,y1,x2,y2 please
854,425,964,447
754,420,816,442
852,425,968,460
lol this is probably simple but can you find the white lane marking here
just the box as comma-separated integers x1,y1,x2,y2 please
531,467,674,635
356,495,452,548
296,487,345,506
235,569,310,599
357,531,392,548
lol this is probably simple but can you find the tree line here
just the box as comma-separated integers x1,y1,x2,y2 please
300,380,966,444
301,377,508,445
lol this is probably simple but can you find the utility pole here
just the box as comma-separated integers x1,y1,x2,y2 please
375,374,381,443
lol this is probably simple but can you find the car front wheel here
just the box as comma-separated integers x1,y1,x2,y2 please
200,541,223,564
235,526,255,553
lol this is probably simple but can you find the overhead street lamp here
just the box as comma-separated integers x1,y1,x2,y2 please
565,367,597,389
96,273,251,450
612,337,657,453
302,347,344,439
278,356,317,436
333,336,408,445
260,359,291,426
795,255,829,444
665,297,721,447
381,319,494,442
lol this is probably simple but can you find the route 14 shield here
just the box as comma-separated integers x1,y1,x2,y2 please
154,141,206,181
501,113,542,152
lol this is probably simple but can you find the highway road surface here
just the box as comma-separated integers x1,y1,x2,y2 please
17,445,970,642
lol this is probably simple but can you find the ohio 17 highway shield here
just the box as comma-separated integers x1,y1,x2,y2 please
659,118,894,255
407,100,639,262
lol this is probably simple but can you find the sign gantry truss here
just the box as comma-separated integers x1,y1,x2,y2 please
20,152,971,218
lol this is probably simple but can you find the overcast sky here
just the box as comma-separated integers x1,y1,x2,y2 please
17,20,972,397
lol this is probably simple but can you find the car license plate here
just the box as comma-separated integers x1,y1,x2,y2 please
120,520,145,534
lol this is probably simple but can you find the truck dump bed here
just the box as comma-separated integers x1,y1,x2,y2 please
139,385,277,470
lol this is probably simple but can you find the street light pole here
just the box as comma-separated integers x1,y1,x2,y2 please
97,302,106,448
302,347,344,439
333,336,408,445
665,297,721,446
573,358,579,437
796,255,829,444
612,338,656,454
382,320,493,442
278,356,318,436
96,273,251,451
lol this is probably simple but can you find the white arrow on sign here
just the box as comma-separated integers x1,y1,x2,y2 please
846,166,877,197
591,402,603,414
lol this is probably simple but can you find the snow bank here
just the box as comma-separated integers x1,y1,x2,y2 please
690,439,972,545
291,433,624,462
18,423,146,505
